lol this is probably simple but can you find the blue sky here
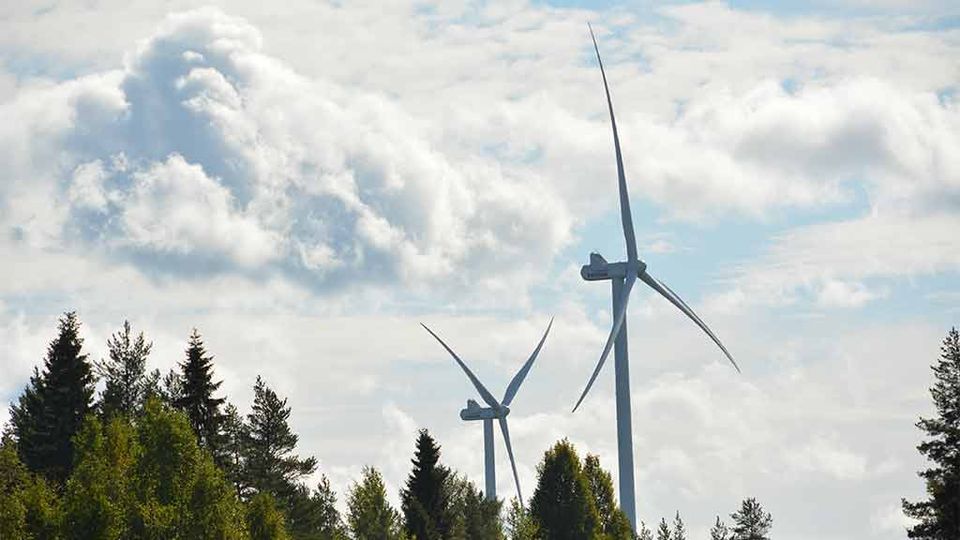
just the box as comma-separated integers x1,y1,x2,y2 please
1,1,958,538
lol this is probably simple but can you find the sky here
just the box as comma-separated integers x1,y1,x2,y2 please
0,0,958,538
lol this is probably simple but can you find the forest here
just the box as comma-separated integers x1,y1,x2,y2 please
2,312,958,539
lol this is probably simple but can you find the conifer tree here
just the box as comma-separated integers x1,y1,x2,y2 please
10,311,95,484
730,498,772,540
173,329,226,457
221,402,247,497
346,466,405,540
529,439,600,539
903,327,960,539
242,376,317,506
710,516,730,540
672,511,686,540
292,476,346,540
401,429,450,540
637,521,654,540
583,453,632,539
96,320,153,417
656,518,671,540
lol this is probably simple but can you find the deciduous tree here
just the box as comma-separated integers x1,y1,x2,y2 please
346,466,405,540
529,439,599,539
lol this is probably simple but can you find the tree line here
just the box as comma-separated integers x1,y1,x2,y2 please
3,311,784,539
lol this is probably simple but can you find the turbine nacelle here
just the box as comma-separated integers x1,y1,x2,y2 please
581,252,647,281
460,400,507,421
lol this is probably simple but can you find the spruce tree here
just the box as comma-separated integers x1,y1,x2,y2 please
903,327,960,539
221,402,247,497
730,498,772,540
346,466,405,540
173,329,226,457
672,511,686,540
637,521,653,540
529,439,600,539
242,376,317,506
96,320,153,417
710,516,730,540
401,429,450,540
10,312,95,484
656,518,671,540
583,454,632,539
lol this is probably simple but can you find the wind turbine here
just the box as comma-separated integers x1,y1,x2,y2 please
421,319,552,504
573,25,741,530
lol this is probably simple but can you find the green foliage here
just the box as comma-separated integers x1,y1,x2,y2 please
729,498,772,540
173,329,227,458
132,399,248,539
710,516,730,540
221,402,247,497
283,476,346,540
583,454,632,539
62,416,137,539
504,498,538,540
0,435,60,539
242,376,317,505
445,473,503,540
97,320,154,417
529,439,600,539
248,492,291,540
347,466,406,540
903,327,960,539
401,429,450,540
11,312,95,485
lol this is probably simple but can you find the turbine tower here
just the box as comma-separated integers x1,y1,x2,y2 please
573,25,741,530
421,319,552,504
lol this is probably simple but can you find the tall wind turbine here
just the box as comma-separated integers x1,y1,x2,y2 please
421,319,552,504
574,25,741,530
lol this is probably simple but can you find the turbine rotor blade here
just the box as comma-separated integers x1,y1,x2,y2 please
421,323,502,409
572,272,637,412
502,317,554,407
638,272,741,373
589,23,638,264
498,416,523,506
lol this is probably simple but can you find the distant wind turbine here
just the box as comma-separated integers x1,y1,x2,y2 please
421,319,553,505
574,24,741,531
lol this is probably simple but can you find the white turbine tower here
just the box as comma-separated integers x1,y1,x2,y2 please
421,319,552,504
573,25,741,531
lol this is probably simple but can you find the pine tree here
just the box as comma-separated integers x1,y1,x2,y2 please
730,498,772,540
346,466,405,540
656,518,671,540
173,329,226,458
97,320,153,417
710,516,730,540
242,376,317,506
10,312,95,484
221,402,247,497
401,429,450,540
903,327,960,539
672,511,686,540
583,454,632,539
529,439,600,539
